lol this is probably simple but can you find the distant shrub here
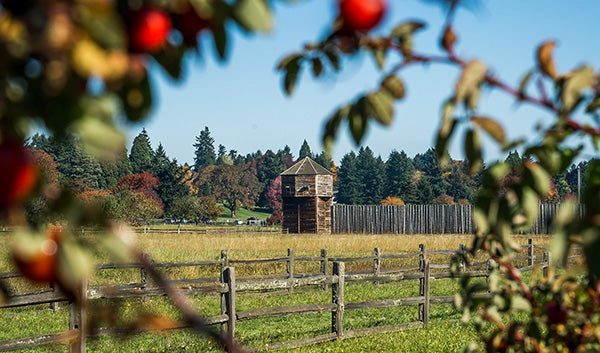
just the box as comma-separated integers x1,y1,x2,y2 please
380,196,405,206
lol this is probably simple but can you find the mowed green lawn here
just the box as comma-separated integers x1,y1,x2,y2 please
0,231,546,352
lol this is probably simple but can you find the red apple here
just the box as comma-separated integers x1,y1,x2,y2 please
338,0,387,32
0,141,38,208
128,6,172,53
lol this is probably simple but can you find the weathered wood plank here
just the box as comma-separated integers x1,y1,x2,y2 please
250,333,338,352
1,290,68,308
0,330,78,352
345,297,425,310
237,303,336,320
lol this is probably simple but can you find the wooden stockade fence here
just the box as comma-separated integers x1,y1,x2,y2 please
0,240,582,352
331,203,586,234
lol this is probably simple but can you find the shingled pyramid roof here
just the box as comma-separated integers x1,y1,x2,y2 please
281,157,332,176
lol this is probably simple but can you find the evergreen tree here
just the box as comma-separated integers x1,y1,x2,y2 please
151,143,190,213
279,145,295,168
99,145,131,189
336,152,360,204
414,172,434,204
445,160,476,203
129,129,153,174
314,150,334,170
193,126,216,171
28,133,104,191
385,150,418,203
414,148,448,201
298,139,313,160
355,147,385,204
255,150,286,207
228,149,244,165
216,144,232,165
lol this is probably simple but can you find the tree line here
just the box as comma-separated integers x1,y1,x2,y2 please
336,148,587,206
24,127,332,225
24,127,588,226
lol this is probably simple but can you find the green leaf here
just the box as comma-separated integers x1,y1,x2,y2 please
586,96,600,113
57,240,94,292
391,21,426,38
518,186,539,229
233,0,273,33
464,128,483,174
435,116,457,167
561,65,595,112
277,53,303,71
517,69,534,99
366,91,393,126
322,106,348,153
380,75,405,99
73,96,126,161
78,5,127,50
484,162,511,185
552,197,577,230
323,48,340,71
455,60,488,107
210,22,229,60
390,21,426,56
152,42,186,80
118,73,153,123
282,56,302,96
311,57,324,77
348,99,368,145
550,228,569,267
471,116,505,144
510,295,532,312
372,47,386,70
473,208,489,236
524,162,551,196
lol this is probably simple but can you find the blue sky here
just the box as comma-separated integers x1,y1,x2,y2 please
128,1,600,165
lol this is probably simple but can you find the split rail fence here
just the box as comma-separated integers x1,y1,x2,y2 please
0,239,582,352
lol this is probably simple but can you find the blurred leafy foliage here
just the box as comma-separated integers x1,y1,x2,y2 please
278,0,600,351
3,0,600,351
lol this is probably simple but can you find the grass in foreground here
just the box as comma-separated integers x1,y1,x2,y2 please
0,231,547,352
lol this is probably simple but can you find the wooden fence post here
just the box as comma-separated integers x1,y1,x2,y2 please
418,259,430,327
69,278,87,353
543,252,550,277
373,248,381,276
287,248,294,293
49,283,58,311
320,249,329,290
486,259,496,286
221,267,236,339
373,248,381,285
332,262,345,339
528,238,534,267
220,250,229,274
458,244,466,272
140,252,150,302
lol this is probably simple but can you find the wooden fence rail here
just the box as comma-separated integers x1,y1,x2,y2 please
0,239,581,352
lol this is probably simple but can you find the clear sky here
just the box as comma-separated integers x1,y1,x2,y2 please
126,1,600,166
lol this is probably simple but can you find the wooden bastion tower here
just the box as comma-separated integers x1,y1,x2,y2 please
280,157,334,234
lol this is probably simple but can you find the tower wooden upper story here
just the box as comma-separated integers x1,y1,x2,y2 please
280,157,333,234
